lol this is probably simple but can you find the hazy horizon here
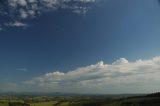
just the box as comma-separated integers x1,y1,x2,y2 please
1,0,160,94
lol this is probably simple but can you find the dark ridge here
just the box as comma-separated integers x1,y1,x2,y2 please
146,92,160,97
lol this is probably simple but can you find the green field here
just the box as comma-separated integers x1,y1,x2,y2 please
0,102,8,106
0,93,160,106
30,101,57,106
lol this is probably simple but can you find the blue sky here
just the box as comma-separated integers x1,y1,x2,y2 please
1,0,160,93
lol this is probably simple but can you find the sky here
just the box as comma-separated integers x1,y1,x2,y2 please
1,0,160,94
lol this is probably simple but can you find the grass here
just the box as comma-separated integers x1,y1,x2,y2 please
59,102,70,106
0,102,8,106
30,101,57,106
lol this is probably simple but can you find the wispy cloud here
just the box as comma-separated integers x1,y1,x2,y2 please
0,27,2,31
17,68,28,72
4,21,28,27
0,83,18,92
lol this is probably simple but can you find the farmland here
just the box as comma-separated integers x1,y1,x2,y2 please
0,93,160,106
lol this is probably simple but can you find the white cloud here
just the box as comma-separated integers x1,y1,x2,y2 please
19,9,29,19
8,0,28,7
0,0,102,29
23,56,160,94
7,0,100,18
17,68,28,72
5,21,28,27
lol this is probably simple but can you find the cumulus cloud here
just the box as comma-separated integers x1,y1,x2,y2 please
22,57,160,94
0,0,102,29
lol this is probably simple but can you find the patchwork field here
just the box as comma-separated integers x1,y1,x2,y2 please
0,93,160,106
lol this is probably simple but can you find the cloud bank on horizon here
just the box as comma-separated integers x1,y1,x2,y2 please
1,56,160,94
0,0,102,29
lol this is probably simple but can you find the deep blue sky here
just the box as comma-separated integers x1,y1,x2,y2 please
1,0,160,93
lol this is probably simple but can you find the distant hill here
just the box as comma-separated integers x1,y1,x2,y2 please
146,92,160,97
104,92,160,106
0,92,143,97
